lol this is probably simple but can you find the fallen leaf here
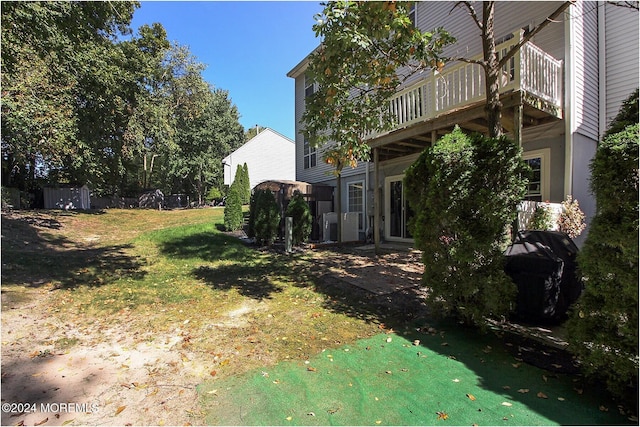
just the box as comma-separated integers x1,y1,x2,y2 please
375,421,382,425
273,379,280,384
557,397,565,401
307,367,317,372
517,388,529,394
34,418,48,426
599,405,609,412
511,363,521,368
452,379,460,383
502,402,513,407
61,419,75,426
386,337,392,343
413,340,420,346
502,385,511,390
436,411,448,420
537,392,548,399
441,342,449,346
551,363,563,369
466,393,476,401
385,370,392,374
542,374,548,382
285,416,292,421
307,412,315,417
115,406,126,416
210,370,217,377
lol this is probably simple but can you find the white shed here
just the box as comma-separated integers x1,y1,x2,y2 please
43,185,91,210
222,128,295,189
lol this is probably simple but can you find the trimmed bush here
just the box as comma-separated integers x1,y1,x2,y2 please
285,191,312,245
556,195,586,238
223,185,243,231
529,203,554,230
249,188,280,246
567,122,639,405
232,164,251,205
404,126,529,326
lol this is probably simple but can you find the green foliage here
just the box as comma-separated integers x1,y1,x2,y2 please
603,88,638,138
1,2,244,201
556,195,586,239
249,189,280,246
242,163,251,204
529,204,554,231
567,122,639,404
285,191,313,245
303,1,454,169
404,127,529,326
223,185,244,231
207,187,223,203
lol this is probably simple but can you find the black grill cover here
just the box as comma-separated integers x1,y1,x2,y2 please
504,231,583,324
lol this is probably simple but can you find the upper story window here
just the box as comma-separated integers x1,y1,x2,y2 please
303,139,317,169
305,72,317,98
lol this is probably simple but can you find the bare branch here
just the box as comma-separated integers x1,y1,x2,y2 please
498,1,574,69
452,1,483,31
607,1,639,10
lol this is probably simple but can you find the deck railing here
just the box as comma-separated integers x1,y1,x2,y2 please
380,30,563,132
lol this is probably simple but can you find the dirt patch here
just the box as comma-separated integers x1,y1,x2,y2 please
1,287,212,425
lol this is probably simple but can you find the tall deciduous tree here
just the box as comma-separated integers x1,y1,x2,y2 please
303,1,453,240
1,1,138,192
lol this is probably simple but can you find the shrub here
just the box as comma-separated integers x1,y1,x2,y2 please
529,203,554,230
232,164,251,205
404,126,529,327
285,191,312,245
223,185,243,231
250,188,280,246
566,122,639,405
556,195,586,238
207,187,223,204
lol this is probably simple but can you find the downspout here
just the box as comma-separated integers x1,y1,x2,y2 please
598,1,607,140
564,6,575,198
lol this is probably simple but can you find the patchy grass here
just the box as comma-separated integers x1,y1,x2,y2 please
2,208,381,378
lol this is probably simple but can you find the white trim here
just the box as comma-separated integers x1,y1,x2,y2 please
564,7,575,197
523,148,551,202
384,174,413,242
347,179,365,232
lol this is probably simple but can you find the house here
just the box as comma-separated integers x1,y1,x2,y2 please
287,1,639,246
222,127,296,190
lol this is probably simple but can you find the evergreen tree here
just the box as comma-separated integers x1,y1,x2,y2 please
567,90,639,406
223,184,243,231
286,191,312,245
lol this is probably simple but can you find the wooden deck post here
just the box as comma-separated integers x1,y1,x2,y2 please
514,103,523,147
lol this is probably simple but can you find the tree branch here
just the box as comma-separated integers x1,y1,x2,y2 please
452,1,483,32
498,1,574,69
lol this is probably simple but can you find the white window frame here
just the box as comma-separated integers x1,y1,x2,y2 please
347,180,365,231
303,139,317,169
523,148,551,202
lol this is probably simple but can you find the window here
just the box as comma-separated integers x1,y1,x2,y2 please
523,148,550,202
348,181,364,231
303,139,317,169
304,72,316,98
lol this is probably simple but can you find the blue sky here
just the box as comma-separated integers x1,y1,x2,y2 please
130,1,323,140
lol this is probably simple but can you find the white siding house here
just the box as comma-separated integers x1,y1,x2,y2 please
222,128,296,190
288,1,639,246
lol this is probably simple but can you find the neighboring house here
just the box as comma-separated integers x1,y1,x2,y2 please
288,1,639,246
222,127,296,190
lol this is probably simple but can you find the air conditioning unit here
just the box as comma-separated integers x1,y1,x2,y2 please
321,212,359,242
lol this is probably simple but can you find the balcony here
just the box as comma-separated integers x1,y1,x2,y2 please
369,30,564,160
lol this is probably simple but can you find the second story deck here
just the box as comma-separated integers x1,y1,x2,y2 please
368,30,564,161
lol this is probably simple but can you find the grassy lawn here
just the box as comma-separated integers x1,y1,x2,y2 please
2,208,382,378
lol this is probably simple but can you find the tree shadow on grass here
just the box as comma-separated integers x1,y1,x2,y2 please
287,246,634,425
160,231,285,300
1,212,146,290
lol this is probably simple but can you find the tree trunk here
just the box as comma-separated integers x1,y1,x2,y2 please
482,1,502,138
